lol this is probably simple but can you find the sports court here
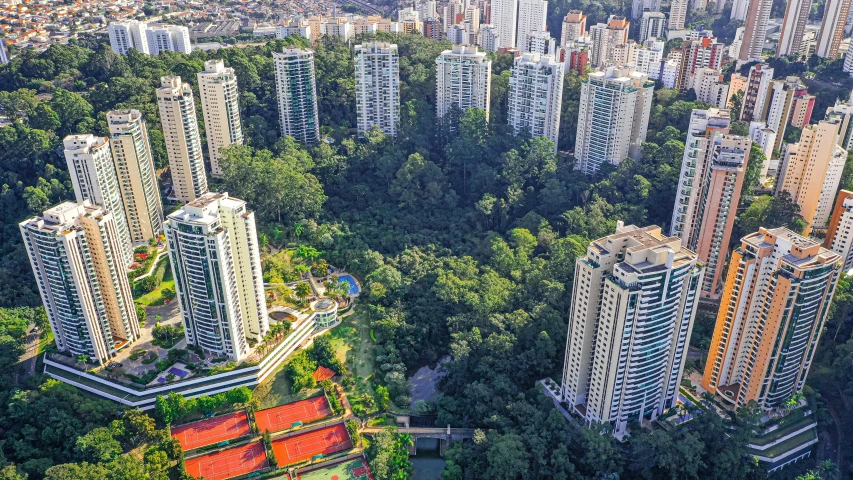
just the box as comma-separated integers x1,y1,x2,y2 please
272,423,353,467
184,441,268,480
256,396,333,434
285,455,373,480
172,411,252,451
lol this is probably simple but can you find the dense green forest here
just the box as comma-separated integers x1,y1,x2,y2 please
0,30,851,479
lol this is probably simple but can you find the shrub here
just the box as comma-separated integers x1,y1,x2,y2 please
142,353,158,365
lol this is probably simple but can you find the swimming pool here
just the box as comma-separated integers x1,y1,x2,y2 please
337,274,360,295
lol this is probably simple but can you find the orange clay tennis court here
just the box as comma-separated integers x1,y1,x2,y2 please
172,411,251,451
184,441,268,480
256,396,333,434
272,423,353,467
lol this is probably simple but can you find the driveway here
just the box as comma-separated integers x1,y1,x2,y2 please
111,302,185,376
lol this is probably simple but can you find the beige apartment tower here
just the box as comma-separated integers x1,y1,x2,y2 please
435,45,492,120
198,60,244,176
20,202,140,365
107,110,163,244
157,76,208,203
702,228,840,410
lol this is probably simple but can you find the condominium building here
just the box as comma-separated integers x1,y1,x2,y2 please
197,60,244,176
575,67,654,175
108,20,149,54
106,110,164,244
702,228,840,410
632,0,662,19
589,16,630,67
63,134,133,266
826,101,853,151
739,0,773,62
273,48,320,144
679,36,725,91
20,202,140,365
157,76,208,203
825,190,853,269
146,25,192,55
750,122,778,171
816,0,852,58
423,17,443,40
763,76,800,154
560,223,704,433
670,109,750,299
165,192,269,361
354,42,400,137
561,10,587,47
521,31,558,55
639,11,667,43
442,0,464,31
776,120,847,235
507,52,564,152
690,68,730,108
517,0,548,49
790,91,816,128
740,64,775,122
669,0,689,30
478,24,500,52
777,0,812,57
491,0,518,48
448,24,474,45
435,45,492,120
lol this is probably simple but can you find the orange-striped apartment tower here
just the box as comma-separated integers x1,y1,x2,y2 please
702,227,841,410
824,190,853,271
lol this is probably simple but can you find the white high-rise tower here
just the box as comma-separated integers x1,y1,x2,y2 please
354,42,401,137
197,60,244,176
157,76,208,203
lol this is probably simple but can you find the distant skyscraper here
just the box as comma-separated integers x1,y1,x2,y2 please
478,24,501,52
354,42,400,137
166,192,269,361
589,16,630,67
516,0,547,49
20,202,140,365
507,52,564,152
423,17,443,40
776,120,848,235
520,31,558,55
670,108,750,299
157,76,208,203
739,0,773,62
108,20,149,55
575,67,654,175
561,223,703,433
679,36,724,91
561,10,587,47
273,48,320,144
777,0,812,57
825,190,853,270
632,0,661,19
63,134,133,266
106,110,164,244
639,11,667,42
146,25,191,54
816,0,851,58
491,0,518,48
740,64,774,122
435,45,492,120
669,0,689,30
197,60,243,176
826,100,853,151
763,76,800,153
703,227,840,410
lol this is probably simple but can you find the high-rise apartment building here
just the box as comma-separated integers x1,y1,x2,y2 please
632,0,662,19
491,0,518,48
690,68,730,107
776,119,847,235
435,45,492,120
669,0,689,30
702,228,840,410
670,109,750,299
520,31,558,55
639,11,667,43
824,190,853,270
589,16,630,67
739,0,773,62
146,25,191,55
354,42,400,137
740,64,775,122
165,192,269,361
507,52,564,152
478,24,501,52
517,0,548,49
777,0,812,57
63,134,133,266
561,10,587,47
157,76,208,203
20,202,140,365
763,76,800,154
423,17,443,40
560,223,704,433
106,110,163,244
816,0,852,58
575,67,654,175
108,20,150,54
826,101,853,151
197,60,243,176
790,91,816,128
273,48,320,144
678,36,724,91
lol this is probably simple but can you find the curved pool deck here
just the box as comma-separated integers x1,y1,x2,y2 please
337,274,360,295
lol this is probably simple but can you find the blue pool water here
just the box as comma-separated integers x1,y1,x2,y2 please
337,274,360,295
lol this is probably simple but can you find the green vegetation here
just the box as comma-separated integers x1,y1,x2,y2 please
154,387,253,424
133,262,175,307
366,427,413,480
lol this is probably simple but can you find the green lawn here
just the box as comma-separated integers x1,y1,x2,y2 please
328,308,377,414
135,264,174,306
37,330,54,354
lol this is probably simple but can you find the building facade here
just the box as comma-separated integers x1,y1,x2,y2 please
106,110,164,244
777,0,813,57
435,45,492,120
816,0,852,58
108,20,149,54
273,48,320,144
516,0,548,49
561,10,587,46
507,52,564,152
825,190,853,270
197,60,244,177
739,0,773,62
354,42,400,137
702,228,840,410
157,76,208,203
20,202,140,365
145,25,192,55
491,0,518,48
561,223,704,433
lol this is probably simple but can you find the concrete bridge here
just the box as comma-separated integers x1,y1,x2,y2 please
362,417,475,456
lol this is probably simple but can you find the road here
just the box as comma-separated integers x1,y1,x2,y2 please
16,325,42,383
